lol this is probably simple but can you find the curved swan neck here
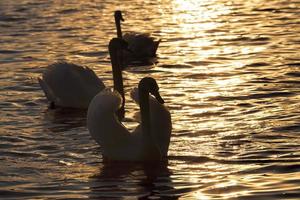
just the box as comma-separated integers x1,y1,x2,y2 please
109,43,125,120
114,12,123,39
138,78,162,160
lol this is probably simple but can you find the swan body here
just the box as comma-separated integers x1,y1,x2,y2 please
114,10,160,60
38,38,128,111
87,77,171,161
38,62,104,108
123,32,160,58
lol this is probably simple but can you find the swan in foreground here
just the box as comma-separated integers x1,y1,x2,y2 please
87,77,172,161
114,10,161,61
38,38,128,115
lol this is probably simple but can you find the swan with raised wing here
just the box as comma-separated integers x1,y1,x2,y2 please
87,77,171,161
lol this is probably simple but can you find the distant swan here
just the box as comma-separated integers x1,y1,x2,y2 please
38,38,128,118
114,10,161,60
87,77,172,161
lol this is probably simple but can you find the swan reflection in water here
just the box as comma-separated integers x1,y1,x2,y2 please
88,161,179,199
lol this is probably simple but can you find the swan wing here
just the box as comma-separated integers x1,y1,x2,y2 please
40,62,105,108
38,77,55,103
87,89,143,160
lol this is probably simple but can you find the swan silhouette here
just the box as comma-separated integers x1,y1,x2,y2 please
38,38,128,117
114,10,160,61
87,77,171,161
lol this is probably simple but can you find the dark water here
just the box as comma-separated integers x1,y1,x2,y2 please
1,0,300,199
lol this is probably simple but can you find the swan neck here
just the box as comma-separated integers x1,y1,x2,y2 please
109,46,125,120
115,17,122,38
139,86,162,160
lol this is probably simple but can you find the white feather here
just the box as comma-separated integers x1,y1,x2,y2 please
87,90,143,160
39,62,105,108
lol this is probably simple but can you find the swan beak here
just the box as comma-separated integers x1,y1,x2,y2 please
120,12,124,21
152,91,165,104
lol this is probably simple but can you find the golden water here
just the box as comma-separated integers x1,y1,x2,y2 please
1,0,300,199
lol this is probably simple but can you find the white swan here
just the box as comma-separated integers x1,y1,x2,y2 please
114,10,161,60
38,38,128,115
87,77,172,161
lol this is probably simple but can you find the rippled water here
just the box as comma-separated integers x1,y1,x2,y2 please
1,0,300,199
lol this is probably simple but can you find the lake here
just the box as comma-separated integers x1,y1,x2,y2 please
0,0,300,199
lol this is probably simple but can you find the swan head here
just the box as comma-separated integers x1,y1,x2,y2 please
138,77,164,104
114,10,124,22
